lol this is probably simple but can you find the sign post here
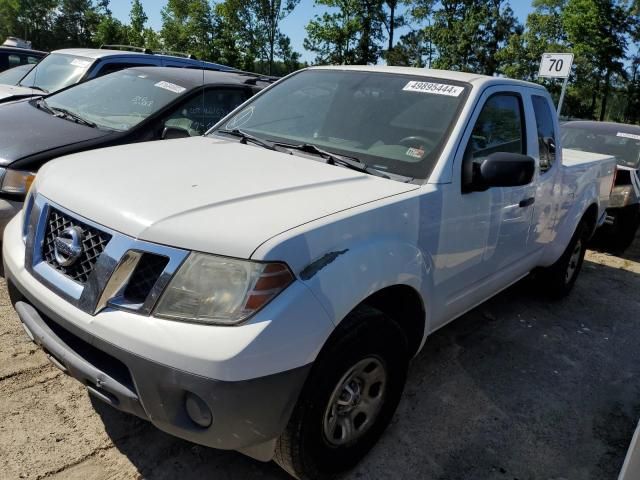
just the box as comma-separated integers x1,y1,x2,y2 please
538,53,574,117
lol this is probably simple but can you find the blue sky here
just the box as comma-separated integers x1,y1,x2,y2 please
109,0,535,62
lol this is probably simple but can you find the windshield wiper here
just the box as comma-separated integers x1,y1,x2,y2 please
217,129,277,151
20,84,47,93
279,142,391,179
50,107,97,128
36,98,56,114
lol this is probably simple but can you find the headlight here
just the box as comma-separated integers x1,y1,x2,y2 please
154,253,294,325
0,168,36,195
22,181,37,242
609,185,635,208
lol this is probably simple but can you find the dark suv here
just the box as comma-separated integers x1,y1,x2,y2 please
0,45,47,73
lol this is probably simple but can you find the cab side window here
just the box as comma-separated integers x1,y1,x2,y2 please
468,93,525,160
532,95,556,173
163,88,250,136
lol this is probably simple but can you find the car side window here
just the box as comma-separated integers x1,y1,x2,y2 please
8,54,21,67
95,62,157,78
468,93,525,160
532,95,557,173
163,88,250,136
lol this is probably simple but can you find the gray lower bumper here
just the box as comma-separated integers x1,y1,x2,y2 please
6,276,310,460
0,198,22,238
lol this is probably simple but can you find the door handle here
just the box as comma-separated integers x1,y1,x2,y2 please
519,197,535,208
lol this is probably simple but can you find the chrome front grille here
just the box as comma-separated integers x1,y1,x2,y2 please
25,195,189,316
43,208,112,284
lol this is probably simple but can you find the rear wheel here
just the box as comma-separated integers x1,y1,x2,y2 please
538,220,589,298
274,306,409,480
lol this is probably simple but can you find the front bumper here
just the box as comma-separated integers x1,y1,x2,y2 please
6,278,310,457
2,214,333,458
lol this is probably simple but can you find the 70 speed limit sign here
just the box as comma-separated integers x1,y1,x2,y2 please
538,53,574,78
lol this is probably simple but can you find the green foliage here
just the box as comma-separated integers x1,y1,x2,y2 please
160,0,216,60
1,0,640,123
304,0,385,65
426,0,522,75
128,0,147,47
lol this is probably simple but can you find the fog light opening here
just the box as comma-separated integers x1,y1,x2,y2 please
185,392,213,428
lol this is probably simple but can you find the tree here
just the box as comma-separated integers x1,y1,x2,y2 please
53,0,101,48
385,30,431,67
426,0,521,76
216,0,300,75
160,0,216,59
304,0,385,65
563,0,630,120
497,0,567,81
129,0,148,47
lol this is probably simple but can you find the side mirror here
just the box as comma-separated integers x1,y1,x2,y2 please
162,126,191,140
463,152,535,193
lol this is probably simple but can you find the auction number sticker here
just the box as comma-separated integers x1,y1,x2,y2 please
154,81,186,94
617,132,640,141
70,58,91,68
403,81,464,97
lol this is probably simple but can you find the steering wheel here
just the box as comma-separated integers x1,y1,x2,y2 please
399,135,436,151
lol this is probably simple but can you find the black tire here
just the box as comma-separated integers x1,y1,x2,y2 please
610,207,640,254
274,306,409,480
591,206,640,254
539,220,589,299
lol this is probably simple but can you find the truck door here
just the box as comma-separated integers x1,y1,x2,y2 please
528,93,560,253
432,87,537,325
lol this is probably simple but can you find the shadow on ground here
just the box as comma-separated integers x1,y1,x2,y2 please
87,236,640,479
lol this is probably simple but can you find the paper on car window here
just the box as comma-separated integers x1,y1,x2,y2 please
154,81,186,94
617,132,640,141
403,81,464,97
70,58,91,68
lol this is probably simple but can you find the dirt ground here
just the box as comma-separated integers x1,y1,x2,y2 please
1,235,639,480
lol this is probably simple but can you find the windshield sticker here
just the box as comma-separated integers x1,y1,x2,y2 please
154,81,186,94
403,81,464,97
132,95,154,108
225,106,254,130
617,132,640,141
406,147,425,158
70,58,91,68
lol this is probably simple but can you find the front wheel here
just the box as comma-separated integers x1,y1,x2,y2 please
274,306,409,480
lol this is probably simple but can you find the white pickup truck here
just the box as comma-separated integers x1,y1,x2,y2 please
3,66,615,479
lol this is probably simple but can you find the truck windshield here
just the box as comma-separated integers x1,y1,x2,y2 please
44,69,188,131
210,69,468,179
19,53,93,93
562,126,640,169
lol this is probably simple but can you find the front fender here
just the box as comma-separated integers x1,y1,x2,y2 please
299,239,432,335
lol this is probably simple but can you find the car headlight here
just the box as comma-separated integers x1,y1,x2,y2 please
609,185,635,208
0,168,36,195
154,253,294,325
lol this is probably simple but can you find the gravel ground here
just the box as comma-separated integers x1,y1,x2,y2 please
1,235,639,480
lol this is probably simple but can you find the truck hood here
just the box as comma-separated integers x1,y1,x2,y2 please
37,136,418,259
0,84,40,104
0,99,111,166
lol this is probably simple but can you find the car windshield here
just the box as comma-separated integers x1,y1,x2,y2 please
45,69,190,131
562,126,640,169
19,53,93,93
0,64,33,86
209,69,468,179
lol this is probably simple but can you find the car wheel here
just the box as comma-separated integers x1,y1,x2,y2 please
611,206,640,254
540,220,589,298
274,306,409,480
